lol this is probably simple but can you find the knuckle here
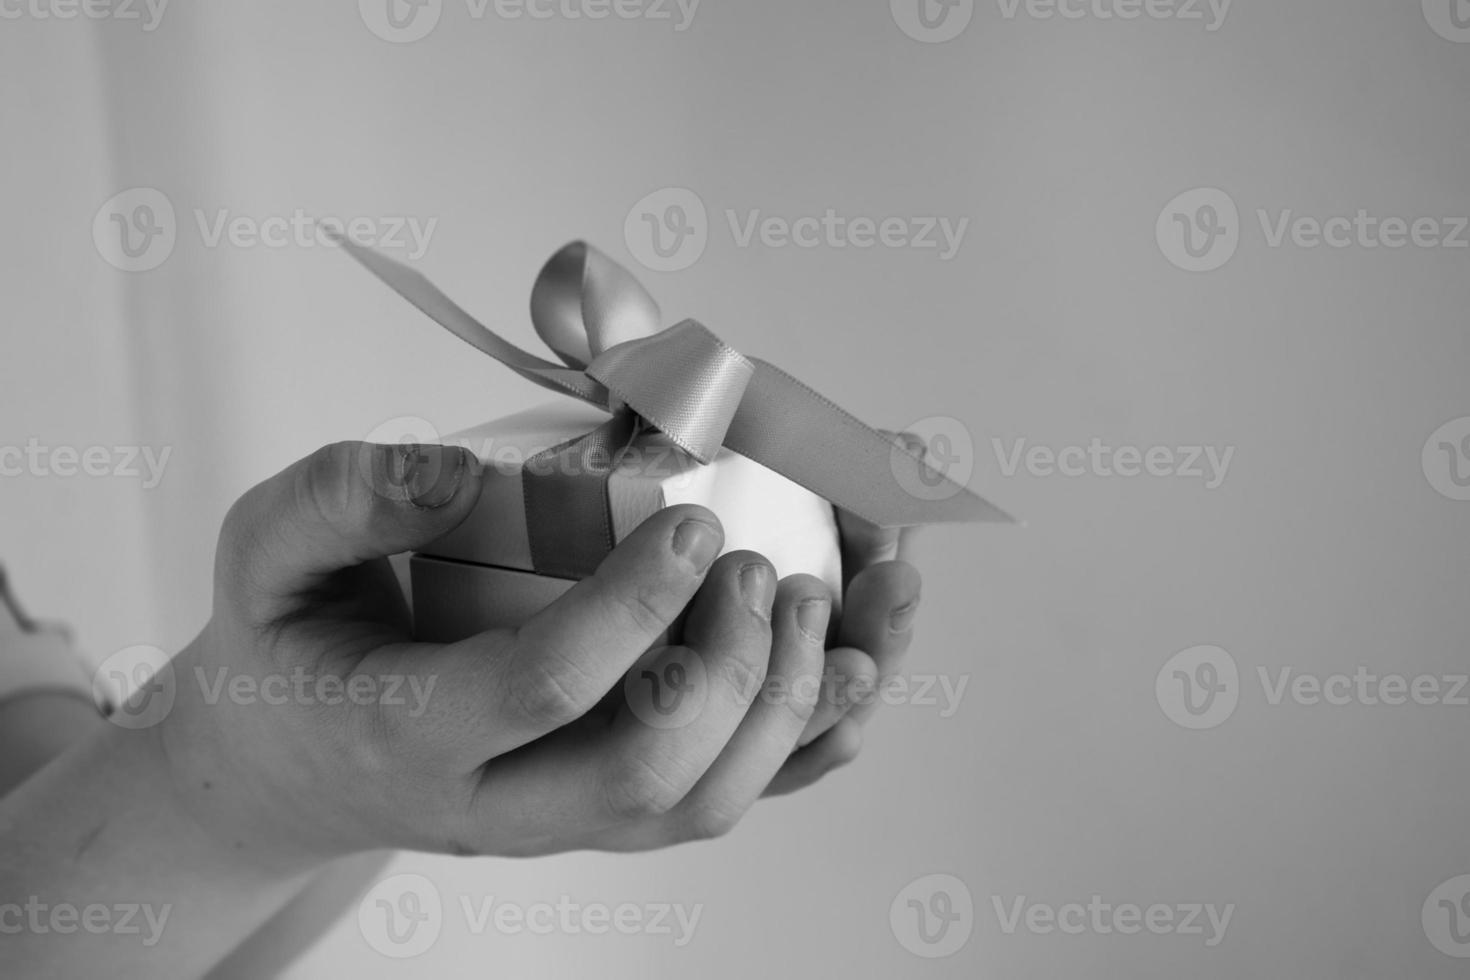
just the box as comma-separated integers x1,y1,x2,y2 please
679,798,744,841
506,652,594,728
603,754,690,821
714,647,768,704
608,585,672,638
778,677,821,724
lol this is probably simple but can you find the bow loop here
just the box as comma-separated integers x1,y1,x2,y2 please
530,241,663,370
588,320,754,464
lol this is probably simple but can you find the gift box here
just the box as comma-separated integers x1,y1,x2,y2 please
335,236,1010,643
411,400,842,642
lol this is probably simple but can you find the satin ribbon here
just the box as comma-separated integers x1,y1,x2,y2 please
336,238,1012,534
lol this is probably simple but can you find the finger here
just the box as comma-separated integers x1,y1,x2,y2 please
839,560,922,725
666,574,830,842
796,647,877,748
218,442,481,620
836,509,900,587
458,551,777,841
763,716,863,798
398,506,729,764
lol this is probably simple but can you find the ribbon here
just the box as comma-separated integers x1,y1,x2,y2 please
336,238,1011,560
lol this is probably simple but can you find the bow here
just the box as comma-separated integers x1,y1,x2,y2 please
336,238,1011,535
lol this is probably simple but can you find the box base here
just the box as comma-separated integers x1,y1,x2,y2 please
411,554,576,643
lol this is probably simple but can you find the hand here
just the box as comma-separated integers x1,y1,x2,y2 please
762,500,925,797
156,440,906,867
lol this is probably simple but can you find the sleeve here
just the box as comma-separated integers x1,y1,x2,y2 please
0,566,95,708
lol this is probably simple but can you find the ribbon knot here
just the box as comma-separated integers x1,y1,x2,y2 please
334,234,1011,529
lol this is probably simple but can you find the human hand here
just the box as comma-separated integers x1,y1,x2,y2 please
156,440,917,868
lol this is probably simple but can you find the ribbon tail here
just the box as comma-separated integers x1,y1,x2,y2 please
724,360,1015,527
333,236,610,406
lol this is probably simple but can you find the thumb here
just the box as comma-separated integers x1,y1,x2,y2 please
219,441,481,606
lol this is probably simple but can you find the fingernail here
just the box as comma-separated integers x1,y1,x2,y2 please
404,445,466,509
796,598,831,643
671,519,721,573
739,563,776,620
889,597,921,634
